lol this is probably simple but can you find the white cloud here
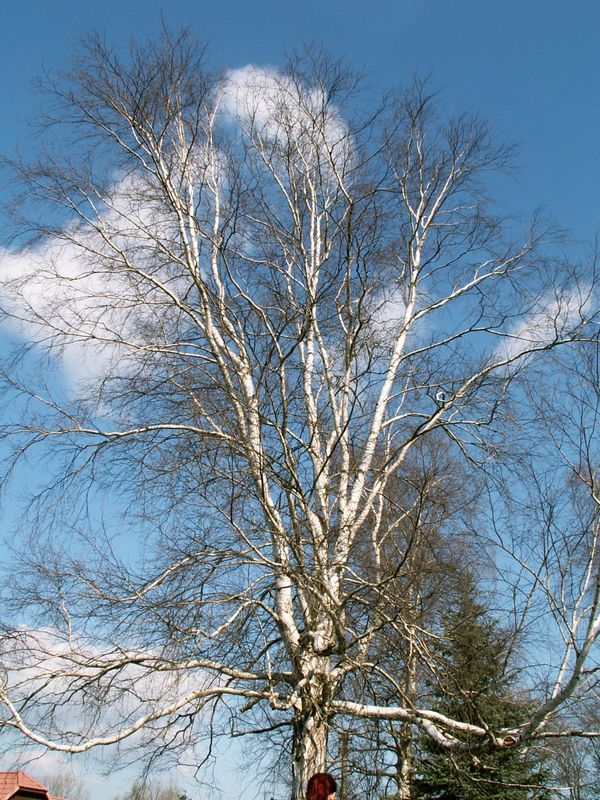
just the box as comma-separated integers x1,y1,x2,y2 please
0,242,123,386
221,65,352,177
493,287,592,364
0,65,355,397
0,626,235,797
0,627,212,744
366,284,409,335
0,173,195,392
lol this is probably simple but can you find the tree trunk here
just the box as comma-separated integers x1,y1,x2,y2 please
339,729,349,800
394,724,414,800
290,668,332,800
395,627,418,800
291,711,330,800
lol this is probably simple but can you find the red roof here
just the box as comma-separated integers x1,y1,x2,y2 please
0,771,67,800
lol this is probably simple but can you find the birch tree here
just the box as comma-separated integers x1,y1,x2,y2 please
0,30,598,800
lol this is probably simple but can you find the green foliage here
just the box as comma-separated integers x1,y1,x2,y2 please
413,581,555,800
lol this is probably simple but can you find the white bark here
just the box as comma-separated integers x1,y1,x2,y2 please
0,34,598,794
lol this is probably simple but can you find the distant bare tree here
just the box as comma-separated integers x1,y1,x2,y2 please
113,778,190,800
43,771,90,800
551,735,599,800
0,28,598,800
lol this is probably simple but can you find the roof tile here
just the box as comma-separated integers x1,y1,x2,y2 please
0,770,57,800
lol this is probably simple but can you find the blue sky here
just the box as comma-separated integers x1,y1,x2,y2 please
0,1,599,797
2,0,600,240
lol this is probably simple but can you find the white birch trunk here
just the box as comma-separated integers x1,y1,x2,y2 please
291,711,330,800
290,651,333,800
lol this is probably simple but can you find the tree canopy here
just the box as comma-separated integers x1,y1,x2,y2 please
0,29,598,800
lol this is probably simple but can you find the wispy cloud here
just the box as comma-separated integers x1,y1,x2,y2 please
492,286,593,365
1,626,212,740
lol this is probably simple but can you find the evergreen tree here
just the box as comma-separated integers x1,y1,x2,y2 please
413,581,554,800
